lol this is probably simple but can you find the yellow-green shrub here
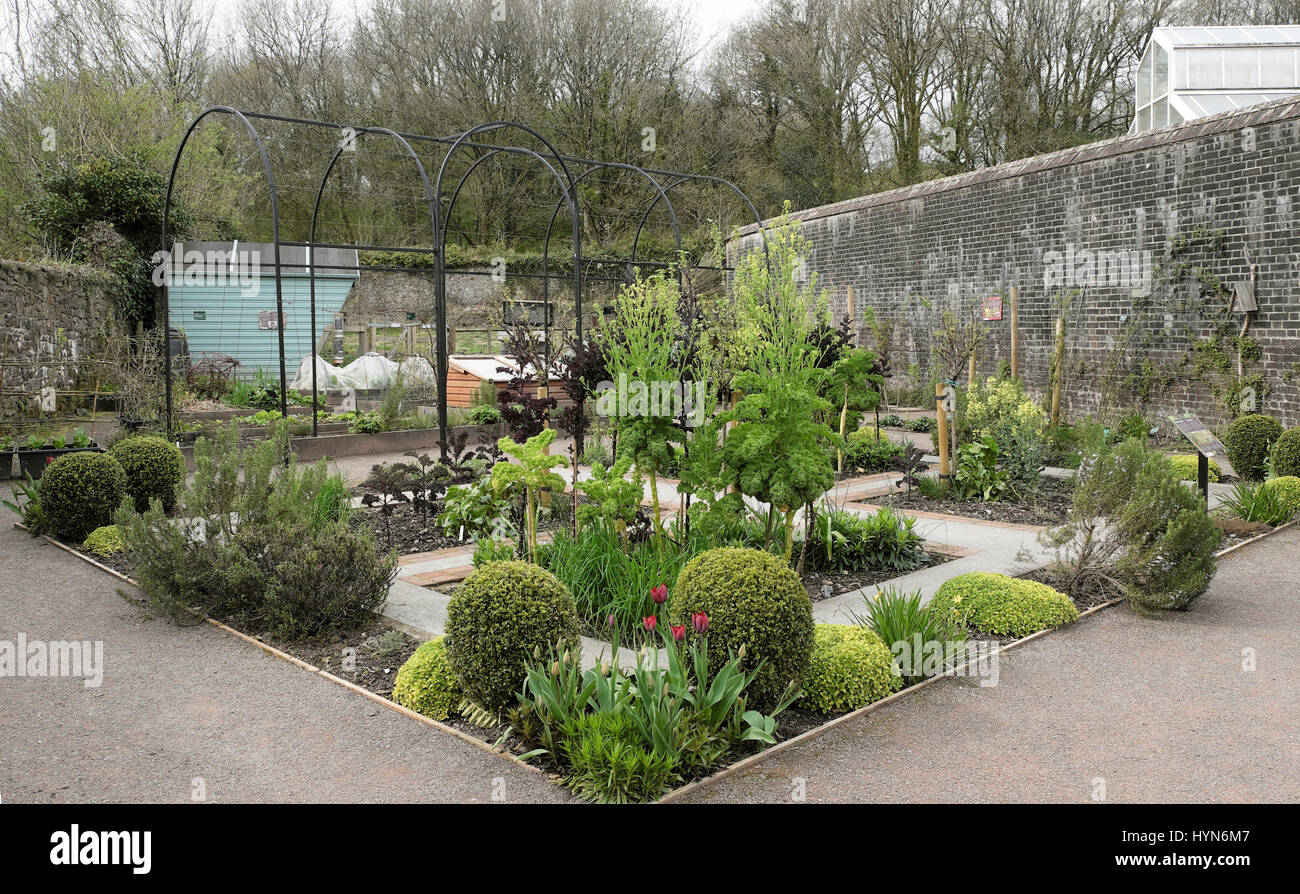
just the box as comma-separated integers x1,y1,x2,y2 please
797,625,900,713
82,524,126,556
444,561,581,711
670,547,814,712
392,637,460,721
1169,454,1220,482
41,451,127,541
929,572,1078,637
109,435,186,512
965,377,1047,483
1262,476,1300,519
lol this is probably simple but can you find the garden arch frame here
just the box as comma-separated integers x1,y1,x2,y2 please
162,108,769,459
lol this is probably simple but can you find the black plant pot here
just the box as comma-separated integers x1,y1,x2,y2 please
0,450,13,481
15,444,101,480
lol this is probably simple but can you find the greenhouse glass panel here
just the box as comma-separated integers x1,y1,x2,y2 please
1154,44,1169,97
1260,48,1297,88
1137,47,1152,105
1153,98,1168,128
1137,107,1151,131
1184,48,1222,89
1223,47,1260,89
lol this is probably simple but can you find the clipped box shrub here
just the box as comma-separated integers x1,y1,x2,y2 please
109,435,186,512
445,560,581,711
392,636,460,721
82,524,126,557
845,427,906,471
1223,414,1283,481
929,572,1078,637
1168,454,1220,483
41,451,127,541
797,625,900,713
670,547,814,711
1262,476,1300,520
1273,429,1300,478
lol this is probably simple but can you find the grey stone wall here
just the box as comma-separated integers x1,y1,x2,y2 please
0,259,123,420
732,96,1300,429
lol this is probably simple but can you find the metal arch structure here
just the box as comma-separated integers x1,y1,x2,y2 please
307,125,440,438
162,107,770,459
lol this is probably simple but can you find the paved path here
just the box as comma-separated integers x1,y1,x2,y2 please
673,526,1300,803
0,507,569,804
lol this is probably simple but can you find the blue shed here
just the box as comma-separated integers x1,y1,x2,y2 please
164,241,359,377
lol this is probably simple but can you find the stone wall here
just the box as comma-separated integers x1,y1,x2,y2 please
731,96,1300,429
0,259,123,421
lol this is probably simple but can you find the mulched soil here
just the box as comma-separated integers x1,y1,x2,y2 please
1018,564,1119,613
1213,515,1274,550
354,499,589,556
874,474,1076,527
263,621,424,698
801,552,953,602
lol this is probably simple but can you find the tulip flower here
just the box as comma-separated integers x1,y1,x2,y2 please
642,615,657,632
651,584,668,604
671,625,686,643
691,612,709,635
607,613,616,629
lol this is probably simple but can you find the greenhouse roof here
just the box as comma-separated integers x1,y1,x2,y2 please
1153,25,1300,47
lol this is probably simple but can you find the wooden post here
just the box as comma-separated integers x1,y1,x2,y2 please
935,383,950,484
1050,316,1064,428
447,323,456,355
967,351,977,390
1008,285,1020,381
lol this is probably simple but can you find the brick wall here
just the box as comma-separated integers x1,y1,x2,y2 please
732,97,1300,429
0,259,123,420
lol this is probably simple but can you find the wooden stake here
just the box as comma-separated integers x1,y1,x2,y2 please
846,285,856,344
935,382,950,483
1050,316,1064,428
1008,286,1020,381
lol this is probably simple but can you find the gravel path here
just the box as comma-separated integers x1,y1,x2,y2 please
672,527,1300,803
0,508,570,804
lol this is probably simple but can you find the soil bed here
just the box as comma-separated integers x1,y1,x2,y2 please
801,551,953,602
873,474,1075,527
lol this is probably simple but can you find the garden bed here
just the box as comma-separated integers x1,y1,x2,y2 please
872,474,1076,527
801,551,952,602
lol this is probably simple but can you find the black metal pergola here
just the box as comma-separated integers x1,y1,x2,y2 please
162,108,768,459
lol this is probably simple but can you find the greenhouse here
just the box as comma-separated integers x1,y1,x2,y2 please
1132,25,1300,132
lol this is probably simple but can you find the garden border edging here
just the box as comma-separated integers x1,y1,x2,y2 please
21,516,1295,805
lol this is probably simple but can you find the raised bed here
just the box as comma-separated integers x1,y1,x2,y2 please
178,421,507,469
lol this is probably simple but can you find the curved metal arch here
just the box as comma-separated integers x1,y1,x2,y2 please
540,160,684,331
630,173,769,271
307,125,441,437
161,105,288,439
433,122,584,403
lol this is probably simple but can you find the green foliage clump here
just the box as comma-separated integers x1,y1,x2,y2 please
109,435,186,512
807,506,927,573
670,547,814,711
1272,429,1300,478
857,585,967,684
40,451,127,541
558,712,679,804
444,560,581,711
952,435,1010,501
1218,481,1295,526
115,423,395,639
392,637,461,721
965,376,1047,485
466,404,504,425
82,524,126,556
1042,439,1221,611
1168,453,1220,482
1261,476,1300,520
575,457,644,532
796,625,900,713
929,572,1078,637
1222,414,1282,481
844,427,907,472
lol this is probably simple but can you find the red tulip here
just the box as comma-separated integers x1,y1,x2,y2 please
691,612,709,635
651,584,668,604
607,613,616,629
642,615,657,632
671,625,686,642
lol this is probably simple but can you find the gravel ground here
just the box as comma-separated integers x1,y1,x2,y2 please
0,505,570,804
673,527,1300,804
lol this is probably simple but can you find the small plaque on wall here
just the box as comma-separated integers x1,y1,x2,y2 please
983,296,1003,321
258,310,282,330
